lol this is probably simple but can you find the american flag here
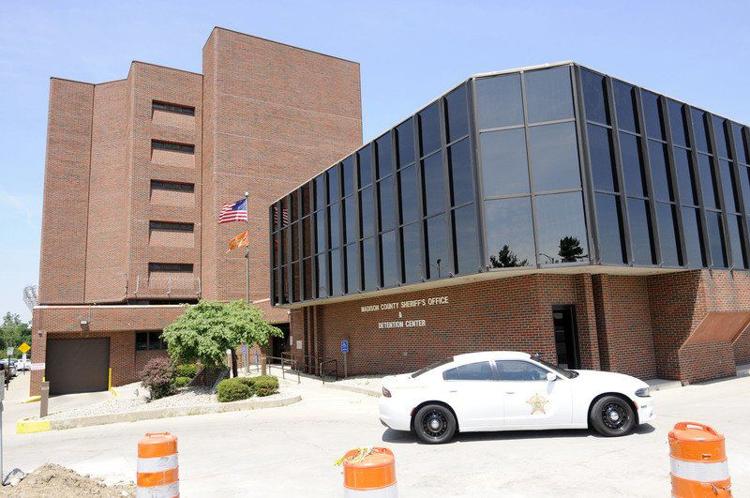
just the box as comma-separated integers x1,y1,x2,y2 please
219,198,248,223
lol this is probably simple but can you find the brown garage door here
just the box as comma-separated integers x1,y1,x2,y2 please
46,338,110,395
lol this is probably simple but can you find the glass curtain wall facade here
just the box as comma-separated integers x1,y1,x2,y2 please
271,63,750,306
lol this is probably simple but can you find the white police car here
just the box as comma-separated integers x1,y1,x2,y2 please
378,351,654,444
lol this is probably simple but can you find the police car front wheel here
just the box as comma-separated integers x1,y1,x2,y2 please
589,395,636,437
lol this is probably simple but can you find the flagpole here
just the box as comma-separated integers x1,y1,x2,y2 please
243,191,250,374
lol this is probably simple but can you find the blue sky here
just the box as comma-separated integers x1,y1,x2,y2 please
1,0,749,320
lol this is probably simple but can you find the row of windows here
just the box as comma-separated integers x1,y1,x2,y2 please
474,65,590,268
271,82,481,304
135,331,166,351
148,221,194,232
580,66,750,270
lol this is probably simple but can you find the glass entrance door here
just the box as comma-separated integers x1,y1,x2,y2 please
552,305,580,369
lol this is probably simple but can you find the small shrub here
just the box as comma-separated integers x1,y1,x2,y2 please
140,358,175,400
173,376,191,389
175,364,198,379
217,378,252,402
236,377,255,388
253,375,279,397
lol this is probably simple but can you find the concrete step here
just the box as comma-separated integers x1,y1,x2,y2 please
645,378,683,391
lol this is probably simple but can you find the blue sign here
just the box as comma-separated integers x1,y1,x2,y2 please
340,339,350,353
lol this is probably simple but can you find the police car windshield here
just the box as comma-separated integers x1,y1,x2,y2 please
535,358,578,379
411,358,452,378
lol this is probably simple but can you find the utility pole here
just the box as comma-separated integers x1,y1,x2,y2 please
243,191,250,374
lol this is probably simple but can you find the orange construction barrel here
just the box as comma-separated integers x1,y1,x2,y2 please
669,422,731,497
137,432,179,498
342,447,397,497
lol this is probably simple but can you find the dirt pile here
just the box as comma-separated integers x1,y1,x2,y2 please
0,464,135,497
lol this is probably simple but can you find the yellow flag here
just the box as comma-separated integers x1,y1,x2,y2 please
227,230,249,253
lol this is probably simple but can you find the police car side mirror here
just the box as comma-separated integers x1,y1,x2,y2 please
546,372,557,383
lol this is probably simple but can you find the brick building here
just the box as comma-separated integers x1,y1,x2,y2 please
273,62,750,384
33,28,362,395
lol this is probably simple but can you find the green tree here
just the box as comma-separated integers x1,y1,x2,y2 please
162,300,282,378
490,245,528,268
1,313,31,357
558,236,585,263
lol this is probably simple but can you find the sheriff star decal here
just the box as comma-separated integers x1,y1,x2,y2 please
527,393,549,415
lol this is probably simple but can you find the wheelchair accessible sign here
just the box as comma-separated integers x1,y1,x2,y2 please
340,339,350,353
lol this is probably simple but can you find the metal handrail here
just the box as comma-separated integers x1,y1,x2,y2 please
265,355,300,384
319,359,338,383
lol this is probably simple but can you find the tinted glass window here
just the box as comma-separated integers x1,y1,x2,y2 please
642,91,664,141
712,117,729,159
674,148,698,205
315,175,326,210
595,193,627,264
719,160,738,213
649,141,673,202
529,122,581,191
345,243,358,292
330,248,342,295
380,230,399,288
292,262,300,302
691,109,711,153
362,238,377,291
449,138,474,206
475,74,524,129
495,360,549,381
342,157,355,197
446,84,469,142
399,164,419,224
620,133,647,197
329,203,341,248
401,223,423,283
656,203,681,266
728,215,748,269
396,119,415,167
588,124,618,192
358,145,373,188
480,129,529,197
535,192,589,265
740,166,750,214
419,103,442,155
422,152,446,217
453,204,480,274
484,197,534,268
627,198,656,265
316,253,328,297
668,101,689,148
525,66,574,124
426,214,450,279
706,211,727,268
328,166,340,201
443,361,494,381
731,124,749,164
378,176,396,232
681,207,705,268
360,186,375,238
376,133,394,179
613,81,639,133
344,196,357,243
581,69,609,125
698,154,719,209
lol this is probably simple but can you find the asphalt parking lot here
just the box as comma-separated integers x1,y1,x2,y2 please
4,373,750,497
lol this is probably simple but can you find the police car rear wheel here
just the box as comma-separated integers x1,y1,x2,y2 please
413,404,456,444
589,395,635,437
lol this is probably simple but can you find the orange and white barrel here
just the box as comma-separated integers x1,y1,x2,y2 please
669,422,731,497
343,447,398,497
137,432,179,498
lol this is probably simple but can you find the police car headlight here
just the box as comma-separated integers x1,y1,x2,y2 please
382,387,392,398
635,387,650,398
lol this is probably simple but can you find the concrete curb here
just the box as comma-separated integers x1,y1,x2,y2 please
16,393,301,434
323,383,381,398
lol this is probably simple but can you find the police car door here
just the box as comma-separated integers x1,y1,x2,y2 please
494,360,573,428
442,361,504,431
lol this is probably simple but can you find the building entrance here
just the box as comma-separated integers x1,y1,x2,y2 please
553,305,580,369
271,323,290,362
